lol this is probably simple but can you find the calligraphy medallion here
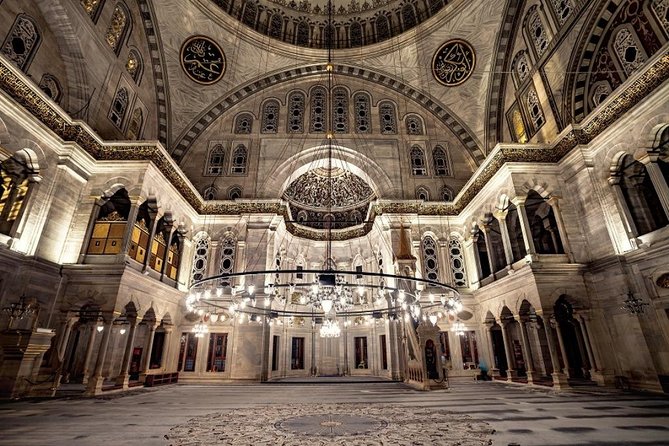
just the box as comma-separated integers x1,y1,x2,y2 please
432,39,476,87
180,36,226,85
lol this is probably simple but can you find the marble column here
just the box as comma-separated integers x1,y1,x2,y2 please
554,320,572,377
640,154,669,219
140,323,158,381
115,318,139,389
57,318,77,364
485,323,500,377
81,324,100,385
516,316,535,384
161,328,172,371
577,315,598,372
608,175,639,238
547,196,573,261
511,197,537,257
85,320,113,396
481,223,498,276
120,201,141,255
494,210,514,267
542,317,569,389
499,320,516,381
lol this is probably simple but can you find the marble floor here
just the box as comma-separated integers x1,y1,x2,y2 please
0,378,668,445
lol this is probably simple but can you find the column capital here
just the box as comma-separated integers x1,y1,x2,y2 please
511,195,528,206
493,209,508,220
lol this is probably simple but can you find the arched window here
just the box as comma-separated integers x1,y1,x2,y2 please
376,15,390,41
203,186,216,200
231,144,248,175
228,186,242,200
86,187,130,255
512,50,531,85
218,236,236,285
80,0,105,21
354,93,371,133
296,21,310,46
379,101,397,134
310,86,327,133
261,100,279,133
242,0,257,27
410,145,427,175
126,107,144,140
0,150,41,237
422,236,440,281
591,81,612,108
332,87,348,133
550,0,574,26
287,92,305,133
38,74,62,103
402,4,417,29
416,186,430,201
448,237,467,287
433,145,450,176
613,153,669,236
405,114,424,135
126,49,143,83
510,105,528,143
350,21,363,47
650,0,669,33
268,13,283,39
2,14,41,71
612,27,647,76
526,88,545,133
441,185,454,201
109,87,129,129
105,3,130,55
526,6,549,59
190,233,210,284
234,113,253,134
207,144,225,175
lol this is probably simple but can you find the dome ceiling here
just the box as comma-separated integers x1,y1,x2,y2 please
283,168,375,230
209,0,455,48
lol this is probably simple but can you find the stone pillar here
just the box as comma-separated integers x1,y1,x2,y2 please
499,320,516,381
516,316,535,384
577,315,598,371
547,196,573,260
120,200,142,255
542,317,569,389
139,323,158,381
553,319,572,377
511,196,537,257
572,320,591,378
85,319,113,396
78,198,105,262
116,318,139,389
81,324,100,385
608,175,639,239
480,222,498,275
484,323,499,376
494,210,514,267
161,328,173,371
57,318,77,363
640,154,669,219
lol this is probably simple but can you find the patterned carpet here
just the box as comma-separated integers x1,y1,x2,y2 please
165,403,494,445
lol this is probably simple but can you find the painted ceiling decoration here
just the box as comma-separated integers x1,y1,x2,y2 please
180,36,226,85
432,39,476,87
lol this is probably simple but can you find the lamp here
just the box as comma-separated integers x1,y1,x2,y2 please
621,291,649,315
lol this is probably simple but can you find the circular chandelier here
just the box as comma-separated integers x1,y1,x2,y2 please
183,0,464,338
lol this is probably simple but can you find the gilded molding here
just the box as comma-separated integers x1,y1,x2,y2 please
1,53,668,238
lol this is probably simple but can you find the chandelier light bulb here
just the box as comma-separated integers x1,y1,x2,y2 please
429,314,438,325
429,293,435,303
197,309,204,316
311,283,319,294
119,327,126,335
321,298,334,314
210,313,219,323
204,289,211,298
300,295,307,305
216,287,223,297
264,297,271,307
247,284,255,295
358,286,364,296
399,290,405,302
96,325,104,333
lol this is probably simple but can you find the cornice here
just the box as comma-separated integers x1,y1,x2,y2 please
1,52,668,238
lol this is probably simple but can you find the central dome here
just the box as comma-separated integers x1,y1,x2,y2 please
210,0,454,48
283,168,375,229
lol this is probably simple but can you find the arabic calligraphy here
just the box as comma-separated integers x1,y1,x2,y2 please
181,36,225,85
432,39,476,87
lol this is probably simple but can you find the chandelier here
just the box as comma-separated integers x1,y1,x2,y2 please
451,320,466,336
183,0,463,336
621,291,649,315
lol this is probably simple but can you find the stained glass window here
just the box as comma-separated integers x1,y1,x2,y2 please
38,74,61,102
207,144,225,175
433,145,450,176
228,186,242,200
402,4,417,29
1,15,41,71
411,145,426,175
513,51,531,84
191,233,210,284
262,100,279,133
310,86,327,133
218,236,236,285
526,7,549,58
234,113,253,134
296,21,310,46
242,0,257,27
354,93,371,133
126,49,142,83
448,238,467,287
550,0,574,25
109,87,129,128
287,92,305,133
379,101,397,134
422,236,440,281
442,185,454,201
203,186,216,200
80,0,104,20
350,21,362,47
231,144,248,175
526,88,545,132
405,114,423,135
126,107,144,140
613,27,646,76
332,87,348,133
105,3,129,54
416,186,430,201
269,13,283,38
591,82,612,108
376,15,390,41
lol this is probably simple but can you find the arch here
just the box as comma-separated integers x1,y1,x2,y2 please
218,234,236,285
206,144,225,175
109,86,129,129
353,92,372,133
432,145,450,176
233,112,254,134
378,100,398,134
523,5,550,61
375,14,390,41
171,64,483,165
416,186,430,201
410,145,427,176
0,149,42,237
203,185,217,200
511,50,531,86
332,86,349,133
349,21,363,47
268,12,283,39
126,48,143,83
525,190,565,254
230,144,248,175
296,21,310,46
447,236,467,287
405,113,424,135
286,91,305,133
126,107,144,140
105,2,132,55
228,185,242,200
38,74,63,103
309,86,327,133
261,99,280,133
441,185,454,201
241,0,258,27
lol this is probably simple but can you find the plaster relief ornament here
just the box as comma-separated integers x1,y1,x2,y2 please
181,36,226,85
432,39,476,87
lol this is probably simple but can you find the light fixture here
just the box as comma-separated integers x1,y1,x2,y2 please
622,291,649,315
451,320,466,336
192,322,209,338
96,325,104,333
429,314,438,326
181,0,463,332
2,294,36,323
119,327,127,335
